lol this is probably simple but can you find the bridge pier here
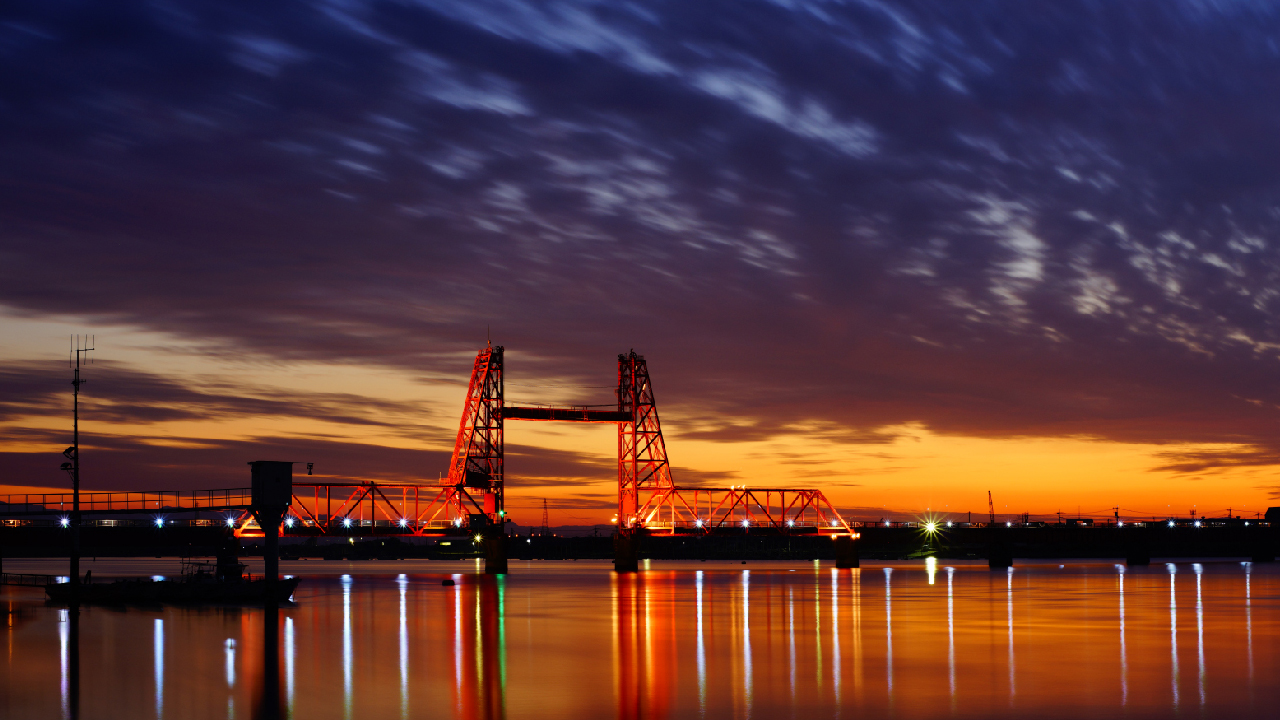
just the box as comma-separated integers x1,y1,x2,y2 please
988,528,1012,569
483,528,508,574
1124,526,1150,566
834,534,859,568
613,531,639,573
1251,524,1275,563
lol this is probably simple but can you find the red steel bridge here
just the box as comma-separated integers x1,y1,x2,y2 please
0,346,852,541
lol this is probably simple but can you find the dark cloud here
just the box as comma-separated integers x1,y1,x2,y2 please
4,0,1280,475
1152,446,1280,475
0,360,435,430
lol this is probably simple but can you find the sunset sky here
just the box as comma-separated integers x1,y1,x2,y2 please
4,1,1280,526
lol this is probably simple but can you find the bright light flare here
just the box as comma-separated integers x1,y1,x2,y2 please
154,517,165,528
342,518,352,528
284,518,295,528
59,517,70,528
924,521,938,534
398,518,408,527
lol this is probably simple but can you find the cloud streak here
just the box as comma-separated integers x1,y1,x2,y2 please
4,0,1280,484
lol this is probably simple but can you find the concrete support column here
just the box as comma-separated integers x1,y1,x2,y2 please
613,531,639,573
483,528,508,574
834,534,859,568
1125,526,1151,566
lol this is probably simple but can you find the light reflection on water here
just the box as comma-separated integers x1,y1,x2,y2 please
2,559,1278,719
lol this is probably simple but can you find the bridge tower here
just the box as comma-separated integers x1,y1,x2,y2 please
447,344,506,572
617,350,674,529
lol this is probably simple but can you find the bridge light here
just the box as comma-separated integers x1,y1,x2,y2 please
342,518,352,528
694,519,703,527
59,517,70,528
155,517,165,528
885,521,890,527
473,534,483,543
453,518,463,527
741,519,750,527
925,522,938,534
946,521,953,528
1117,521,1124,527
1168,521,1175,527
831,520,839,527
1194,520,1201,528
1006,521,1012,527
285,518,295,528
398,518,408,527
226,517,236,527
786,520,794,527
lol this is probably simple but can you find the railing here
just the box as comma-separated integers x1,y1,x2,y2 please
0,573,61,587
0,488,253,516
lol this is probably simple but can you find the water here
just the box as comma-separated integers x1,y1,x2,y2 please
2,558,1276,719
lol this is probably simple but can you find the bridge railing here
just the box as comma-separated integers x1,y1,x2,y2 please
0,488,253,516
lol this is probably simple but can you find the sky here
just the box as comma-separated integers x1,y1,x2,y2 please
4,0,1280,526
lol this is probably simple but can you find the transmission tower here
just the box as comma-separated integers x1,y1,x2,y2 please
540,498,550,537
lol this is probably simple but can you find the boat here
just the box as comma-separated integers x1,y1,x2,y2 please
44,557,299,605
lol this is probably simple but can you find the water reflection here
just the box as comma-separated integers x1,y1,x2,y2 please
1117,565,1127,706
947,566,955,709
398,574,408,720
884,567,893,699
59,609,69,720
1006,567,1015,703
1168,563,1179,709
341,574,352,719
11,561,1280,719
153,618,163,719
695,571,706,714
284,616,294,714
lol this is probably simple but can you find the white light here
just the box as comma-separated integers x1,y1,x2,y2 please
694,519,703,527
151,575,165,582
1245,521,1250,526
527,539,531,543
226,517,236,527
1006,521,1012,527
1117,521,1124,527
59,517,69,528
831,520,839,527
453,518,462,527
285,518,294,528
1168,521,1175,527
342,518,352,528
946,521,952,528
1194,521,1201,528
885,521,890,527
155,518,165,528
925,522,937,533
741,520,750,527
786,520,794,527
398,518,408,527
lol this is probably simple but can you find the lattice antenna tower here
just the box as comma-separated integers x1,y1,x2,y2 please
540,498,550,537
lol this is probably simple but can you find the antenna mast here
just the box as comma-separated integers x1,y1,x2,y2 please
988,490,995,526
67,335,94,599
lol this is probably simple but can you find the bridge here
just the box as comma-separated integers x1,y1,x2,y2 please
0,345,857,572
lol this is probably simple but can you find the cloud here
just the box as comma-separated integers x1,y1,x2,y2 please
4,0,1280,477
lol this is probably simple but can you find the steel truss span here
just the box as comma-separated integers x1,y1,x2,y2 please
0,344,852,538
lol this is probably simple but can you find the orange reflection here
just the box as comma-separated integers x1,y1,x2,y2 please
612,572,676,720
452,576,506,720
